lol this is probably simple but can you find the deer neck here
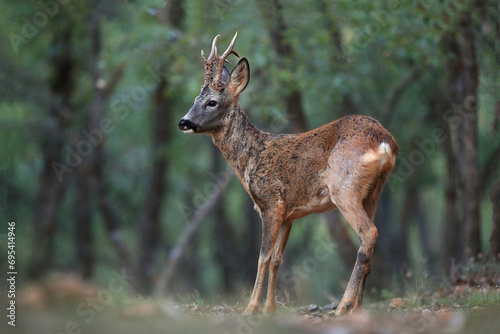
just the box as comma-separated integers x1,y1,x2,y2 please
212,107,269,181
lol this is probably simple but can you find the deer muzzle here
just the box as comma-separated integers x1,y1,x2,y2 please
178,118,197,134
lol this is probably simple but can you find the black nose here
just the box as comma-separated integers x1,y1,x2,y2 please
178,118,197,131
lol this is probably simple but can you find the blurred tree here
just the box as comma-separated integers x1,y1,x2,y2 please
135,0,184,295
212,147,238,295
490,181,500,261
441,9,481,264
134,69,170,294
256,0,308,133
29,11,75,279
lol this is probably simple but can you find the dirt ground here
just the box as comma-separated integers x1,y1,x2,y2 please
4,301,500,334
3,269,499,334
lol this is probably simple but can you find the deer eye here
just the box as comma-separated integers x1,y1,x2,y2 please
207,100,217,107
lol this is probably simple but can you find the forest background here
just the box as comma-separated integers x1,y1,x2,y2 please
0,0,499,310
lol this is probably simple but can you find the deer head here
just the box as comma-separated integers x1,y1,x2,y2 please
178,33,250,134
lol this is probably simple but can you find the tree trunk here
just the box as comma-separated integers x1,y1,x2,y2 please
490,181,500,261
135,73,170,295
29,148,68,279
257,0,308,133
443,12,482,262
211,146,237,295
392,187,412,276
154,173,233,297
75,168,94,279
87,18,131,274
95,173,132,270
432,91,464,270
214,199,235,294
456,13,481,261
71,18,103,280
414,192,437,273
28,28,74,279
394,180,437,275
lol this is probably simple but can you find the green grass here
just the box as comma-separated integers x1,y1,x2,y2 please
463,290,500,309
176,289,207,308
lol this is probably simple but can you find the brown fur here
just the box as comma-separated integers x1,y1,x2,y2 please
180,53,398,316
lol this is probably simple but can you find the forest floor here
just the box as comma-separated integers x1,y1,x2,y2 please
4,265,500,334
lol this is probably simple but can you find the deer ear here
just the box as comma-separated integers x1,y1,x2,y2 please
221,66,231,86
228,58,250,96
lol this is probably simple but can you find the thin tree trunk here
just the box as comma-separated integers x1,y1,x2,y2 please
414,193,437,272
154,173,233,297
442,119,463,267
133,0,186,295
443,12,482,262
28,28,74,279
76,18,130,278
392,186,412,276
214,199,234,294
90,58,130,272
212,146,237,295
456,13,481,261
135,73,170,295
257,0,308,133
487,105,500,261
96,176,132,269
479,102,500,191
432,91,463,270
490,181,500,261
481,146,500,192
29,149,68,279
72,18,103,280
75,169,94,279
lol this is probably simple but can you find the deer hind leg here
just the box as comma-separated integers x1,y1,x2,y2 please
262,220,293,314
328,140,395,316
354,176,390,308
242,204,285,316
333,198,378,317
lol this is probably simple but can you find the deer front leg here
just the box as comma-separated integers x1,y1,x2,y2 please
242,208,284,316
262,220,292,314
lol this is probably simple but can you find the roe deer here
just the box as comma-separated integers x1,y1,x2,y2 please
178,32,398,316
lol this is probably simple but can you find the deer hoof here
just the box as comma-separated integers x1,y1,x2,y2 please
334,300,355,317
262,304,276,316
242,305,259,316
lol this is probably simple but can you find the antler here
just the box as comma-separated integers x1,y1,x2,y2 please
201,35,220,86
201,32,240,91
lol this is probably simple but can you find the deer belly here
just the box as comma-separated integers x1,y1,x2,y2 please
286,188,335,220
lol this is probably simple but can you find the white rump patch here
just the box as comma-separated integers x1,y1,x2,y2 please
362,142,393,170
379,142,392,155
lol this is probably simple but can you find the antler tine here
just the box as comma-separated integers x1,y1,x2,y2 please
202,35,220,86
220,31,240,63
208,34,220,61
211,32,239,91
